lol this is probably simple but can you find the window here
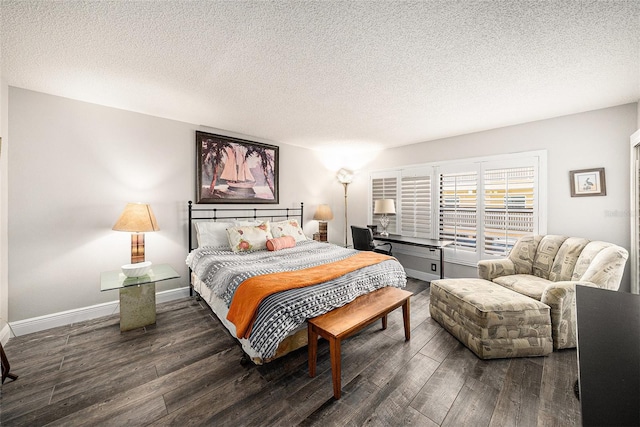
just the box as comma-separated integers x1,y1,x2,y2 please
370,172,398,234
483,166,535,256
439,170,478,252
437,158,540,262
400,168,433,238
370,151,546,265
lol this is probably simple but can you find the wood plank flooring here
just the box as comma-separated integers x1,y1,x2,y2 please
0,278,581,426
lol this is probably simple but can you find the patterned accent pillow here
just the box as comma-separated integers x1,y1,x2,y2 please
270,219,307,242
194,221,234,249
226,222,273,253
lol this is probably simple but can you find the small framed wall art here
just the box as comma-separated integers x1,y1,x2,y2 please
569,167,606,197
195,131,279,204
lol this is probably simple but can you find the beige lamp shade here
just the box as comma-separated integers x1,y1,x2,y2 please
113,203,160,232
313,204,334,221
374,199,396,215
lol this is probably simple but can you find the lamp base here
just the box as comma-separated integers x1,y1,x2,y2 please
131,233,145,264
318,221,328,242
379,215,390,238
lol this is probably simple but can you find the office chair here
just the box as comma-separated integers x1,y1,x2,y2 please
350,226,392,255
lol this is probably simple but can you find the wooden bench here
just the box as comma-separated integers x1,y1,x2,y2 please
307,286,412,399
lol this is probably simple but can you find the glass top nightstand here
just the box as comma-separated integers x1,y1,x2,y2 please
100,263,180,332
100,263,180,292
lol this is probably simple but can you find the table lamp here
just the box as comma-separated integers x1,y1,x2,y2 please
313,204,334,242
374,199,395,236
113,203,159,264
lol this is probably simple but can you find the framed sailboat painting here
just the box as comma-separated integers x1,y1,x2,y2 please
196,131,279,204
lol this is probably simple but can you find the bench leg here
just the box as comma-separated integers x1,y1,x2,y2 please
308,324,318,378
381,314,387,330
402,299,411,341
329,337,341,399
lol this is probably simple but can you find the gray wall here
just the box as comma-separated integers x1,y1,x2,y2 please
1,76,8,339
346,103,638,292
6,88,330,322
5,88,638,324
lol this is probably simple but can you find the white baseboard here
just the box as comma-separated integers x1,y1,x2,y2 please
404,268,440,283
9,286,190,337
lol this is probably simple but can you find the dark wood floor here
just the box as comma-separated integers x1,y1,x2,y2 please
0,278,581,426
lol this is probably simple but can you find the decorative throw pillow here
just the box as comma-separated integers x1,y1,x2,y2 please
194,221,234,249
226,222,273,253
233,219,263,227
270,219,307,242
266,236,296,251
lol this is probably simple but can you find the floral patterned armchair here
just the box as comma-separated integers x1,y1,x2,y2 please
477,235,628,349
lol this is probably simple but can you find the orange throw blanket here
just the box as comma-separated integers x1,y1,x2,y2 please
227,251,394,338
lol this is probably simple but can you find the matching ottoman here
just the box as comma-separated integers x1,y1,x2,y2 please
430,278,553,359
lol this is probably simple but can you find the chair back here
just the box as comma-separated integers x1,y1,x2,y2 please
505,234,628,289
351,226,374,251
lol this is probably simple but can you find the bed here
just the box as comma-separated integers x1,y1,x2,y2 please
186,201,407,364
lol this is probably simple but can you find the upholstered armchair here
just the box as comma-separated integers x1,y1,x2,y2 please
477,235,628,349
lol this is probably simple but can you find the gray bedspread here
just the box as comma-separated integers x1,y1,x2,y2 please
186,240,407,358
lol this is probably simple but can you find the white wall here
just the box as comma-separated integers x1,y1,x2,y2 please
346,103,638,292
7,88,329,322
0,75,9,343
6,89,638,326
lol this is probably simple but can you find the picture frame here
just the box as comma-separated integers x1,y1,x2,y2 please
569,168,606,197
196,131,279,204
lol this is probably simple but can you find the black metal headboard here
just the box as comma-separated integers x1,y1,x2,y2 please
187,201,304,252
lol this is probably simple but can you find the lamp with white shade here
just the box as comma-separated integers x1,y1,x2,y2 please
313,204,334,242
374,199,396,237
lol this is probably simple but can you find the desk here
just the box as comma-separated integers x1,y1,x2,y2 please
373,234,452,279
576,285,639,426
101,264,180,331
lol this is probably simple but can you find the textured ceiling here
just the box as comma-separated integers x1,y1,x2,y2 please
1,1,639,151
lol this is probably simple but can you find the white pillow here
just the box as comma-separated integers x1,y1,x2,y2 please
194,221,234,249
270,219,307,242
234,219,263,227
227,222,273,253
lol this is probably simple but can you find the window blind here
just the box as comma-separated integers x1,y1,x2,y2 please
483,166,535,256
371,176,398,234
400,174,431,237
369,150,545,265
439,171,477,251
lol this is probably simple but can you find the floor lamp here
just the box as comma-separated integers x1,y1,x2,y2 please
336,168,354,247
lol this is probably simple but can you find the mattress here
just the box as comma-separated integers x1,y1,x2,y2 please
187,240,407,364
192,273,308,364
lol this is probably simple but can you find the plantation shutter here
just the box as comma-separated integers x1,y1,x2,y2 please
371,175,398,234
439,170,478,252
369,151,545,265
400,170,432,238
483,166,535,256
